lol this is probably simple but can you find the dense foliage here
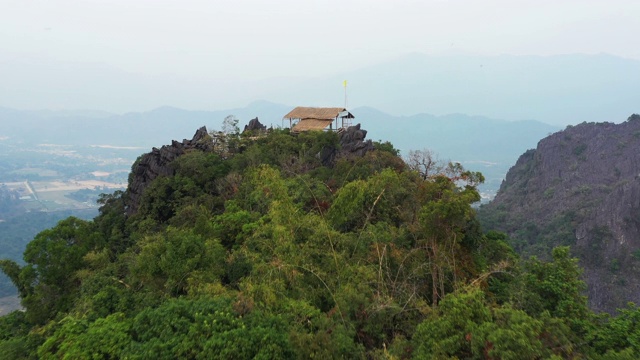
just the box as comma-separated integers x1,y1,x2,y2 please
0,209,97,299
0,126,637,358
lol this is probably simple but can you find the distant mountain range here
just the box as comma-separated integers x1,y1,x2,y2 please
1,53,638,126
270,53,640,126
0,102,559,196
0,102,289,148
352,106,559,194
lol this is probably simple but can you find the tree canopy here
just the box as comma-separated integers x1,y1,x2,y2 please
0,125,635,358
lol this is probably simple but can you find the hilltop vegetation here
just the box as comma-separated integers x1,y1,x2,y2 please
1,124,639,358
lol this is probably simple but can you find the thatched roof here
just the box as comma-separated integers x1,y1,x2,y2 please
283,107,354,120
292,119,334,132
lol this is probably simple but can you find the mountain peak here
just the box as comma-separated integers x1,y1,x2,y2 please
480,115,640,313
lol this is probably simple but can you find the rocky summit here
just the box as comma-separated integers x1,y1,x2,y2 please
479,114,640,313
126,124,376,216
125,126,212,216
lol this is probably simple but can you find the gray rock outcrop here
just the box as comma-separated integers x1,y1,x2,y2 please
339,123,375,157
125,126,211,215
479,115,640,313
243,117,267,133
318,124,375,166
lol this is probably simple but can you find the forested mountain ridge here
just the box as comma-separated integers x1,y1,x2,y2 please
0,123,639,358
479,114,640,314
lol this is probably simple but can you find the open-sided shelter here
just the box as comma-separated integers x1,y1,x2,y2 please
283,107,355,133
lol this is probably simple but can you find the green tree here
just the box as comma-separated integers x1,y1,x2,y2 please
0,310,41,359
37,298,295,359
417,174,482,304
1,217,98,323
328,168,413,231
591,303,640,356
413,289,575,359
95,190,130,256
131,227,226,296
413,289,491,359
516,247,590,329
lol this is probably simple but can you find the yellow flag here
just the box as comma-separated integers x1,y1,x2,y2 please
343,80,347,88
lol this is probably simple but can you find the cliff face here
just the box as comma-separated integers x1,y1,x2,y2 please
125,127,212,215
479,116,640,313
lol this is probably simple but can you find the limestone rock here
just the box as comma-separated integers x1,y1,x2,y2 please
339,123,375,157
125,126,210,215
479,115,640,313
243,117,267,133
318,124,375,166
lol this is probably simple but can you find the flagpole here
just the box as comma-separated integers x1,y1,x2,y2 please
343,80,347,109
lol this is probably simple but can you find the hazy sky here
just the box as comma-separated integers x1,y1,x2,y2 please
3,0,639,79
1,0,639,114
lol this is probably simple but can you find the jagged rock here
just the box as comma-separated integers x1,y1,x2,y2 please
479,117,640,313
317,145,338,167
243,117,267,133
338,124,375,157
318,124,375,166
125,126,211,215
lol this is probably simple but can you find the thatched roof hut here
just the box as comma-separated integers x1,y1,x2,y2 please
283,107,354,132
